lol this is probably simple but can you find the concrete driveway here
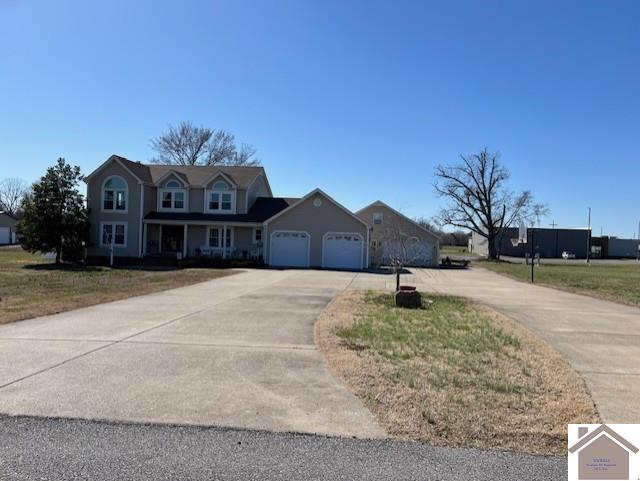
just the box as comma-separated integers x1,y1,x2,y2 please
0,269,383,438
351,267,640,423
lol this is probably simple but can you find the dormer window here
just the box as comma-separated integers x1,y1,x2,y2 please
158,179,187,211
206,180,235,213
102,176,128,212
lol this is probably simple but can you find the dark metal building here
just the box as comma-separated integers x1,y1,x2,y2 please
471,227,591,259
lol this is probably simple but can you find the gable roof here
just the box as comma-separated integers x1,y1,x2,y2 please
264,188,370,228
153,169,190,187
568,425,639,454
85,155,266,189
356,200,441,241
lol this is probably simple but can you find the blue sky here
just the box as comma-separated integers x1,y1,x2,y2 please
1,0,639,237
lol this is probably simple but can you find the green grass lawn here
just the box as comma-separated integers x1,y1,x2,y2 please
440,245,469,255
322,291,597,453
0,246,233,324
478,260,640,307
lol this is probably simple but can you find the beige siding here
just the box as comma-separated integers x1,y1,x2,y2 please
236,190,247,214
0,214,17,229
143,185,156,215
233,227,254,257
87,162,142,258
246,175,270,211
187,225,207,256
189,188,204,213
357,203,440,267
266,192,368,268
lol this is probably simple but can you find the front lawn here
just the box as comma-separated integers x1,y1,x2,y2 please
316,290,598,454
0,247,234,324
478,260,640,307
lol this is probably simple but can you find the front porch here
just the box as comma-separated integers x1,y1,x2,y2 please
143,221,263,261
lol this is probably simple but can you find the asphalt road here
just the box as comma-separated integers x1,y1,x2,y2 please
0,415,565,481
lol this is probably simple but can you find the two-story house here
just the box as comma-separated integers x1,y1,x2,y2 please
85,155,376,269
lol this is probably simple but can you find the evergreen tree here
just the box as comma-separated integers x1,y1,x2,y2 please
18,158,89,264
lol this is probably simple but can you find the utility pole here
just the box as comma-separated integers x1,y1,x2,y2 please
586,207,591,265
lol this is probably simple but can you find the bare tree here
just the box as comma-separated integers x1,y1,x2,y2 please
0,177,30,217
434,148,546,260
374,224,433,291
149,122,259,166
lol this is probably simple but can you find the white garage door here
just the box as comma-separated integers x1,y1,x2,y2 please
0,227,10,245
382,239,434,267
270,231,309,267
323,233,363,270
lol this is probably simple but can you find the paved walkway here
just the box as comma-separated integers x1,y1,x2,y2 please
0,269,384,438
351,267,640,423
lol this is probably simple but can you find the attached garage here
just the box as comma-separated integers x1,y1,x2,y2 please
269,231,310,267
323,233,364,270
0,227,10,245
382,238,435,267
264,189,370,270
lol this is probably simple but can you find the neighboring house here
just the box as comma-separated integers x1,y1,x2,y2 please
568,424,638,480
85,155,371,270
0,211,18,245
356,201,440,267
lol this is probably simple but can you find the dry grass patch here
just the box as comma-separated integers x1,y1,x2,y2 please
316,290,599,454
0,247,235,324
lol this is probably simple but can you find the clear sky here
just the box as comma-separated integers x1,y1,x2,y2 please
1,0,638,237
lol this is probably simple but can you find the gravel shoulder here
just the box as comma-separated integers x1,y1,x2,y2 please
0,414,566,481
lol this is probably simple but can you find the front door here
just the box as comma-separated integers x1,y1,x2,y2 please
161,225,183,253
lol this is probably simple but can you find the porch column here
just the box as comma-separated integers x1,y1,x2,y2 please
183,224,188,259
159,225,162,253
143,222,148,255
222,225,227,259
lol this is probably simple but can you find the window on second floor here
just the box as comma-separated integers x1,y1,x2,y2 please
373,212,383,225
103,176,128,212
206,180,234,213
159,180,187,211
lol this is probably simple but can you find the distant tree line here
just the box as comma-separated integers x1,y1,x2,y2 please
414,217,469,246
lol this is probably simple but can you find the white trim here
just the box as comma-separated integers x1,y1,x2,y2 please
153,170,189,188
263,188,370,229
366,227,370,269
204,186,236,214
356,200,442,241
201,171,237,190
85,155,145,185
100,175,129,214
157,187,189,212
99,221,128,248
268,230,311,268
321,232,364,270
206,225,234,255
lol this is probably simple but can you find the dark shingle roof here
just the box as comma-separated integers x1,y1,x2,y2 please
144,197,299,224
112,155,265,189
